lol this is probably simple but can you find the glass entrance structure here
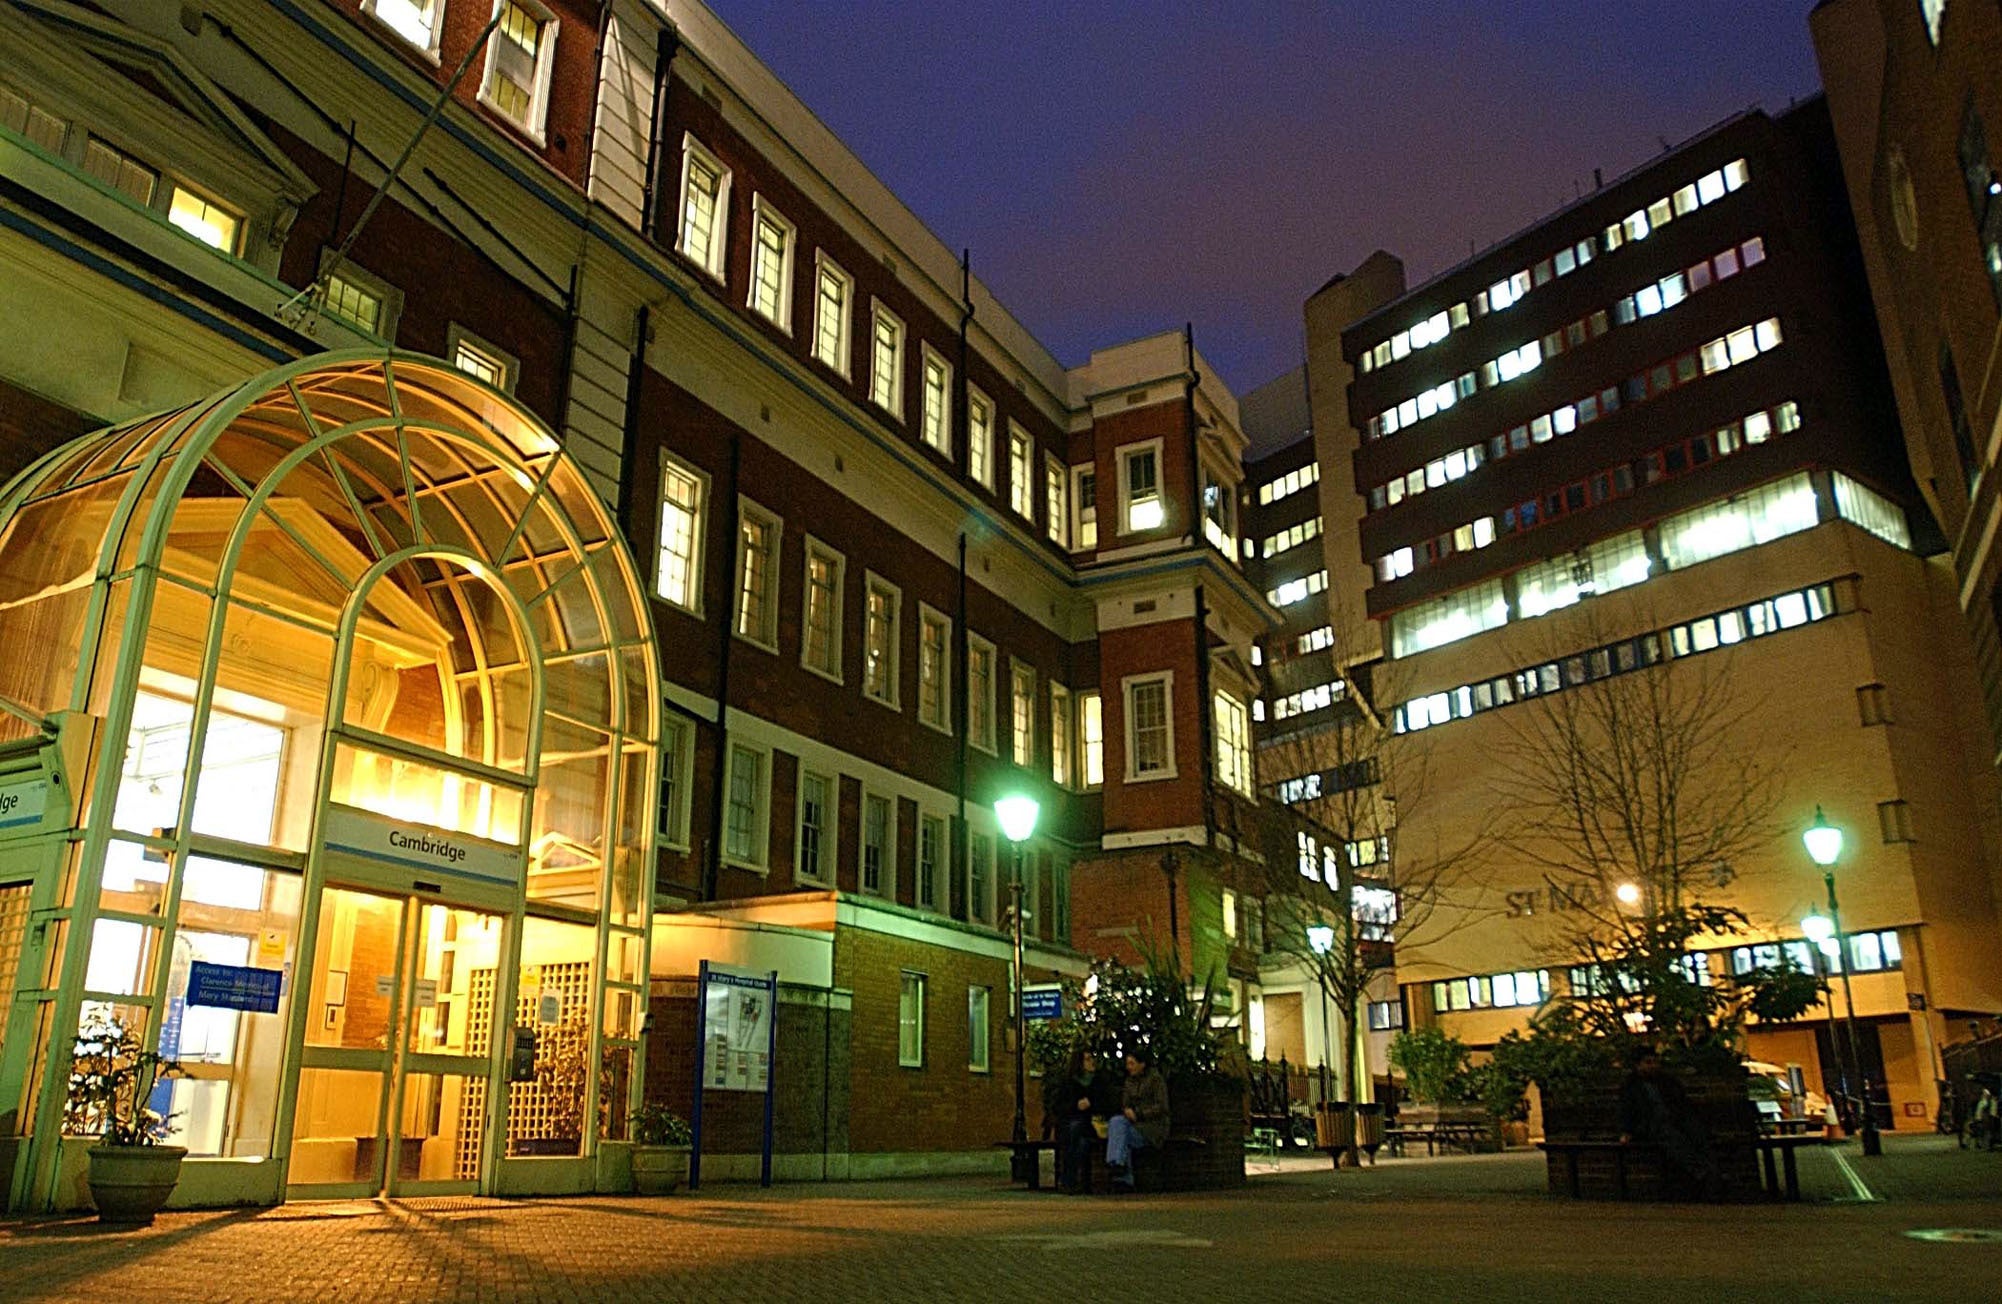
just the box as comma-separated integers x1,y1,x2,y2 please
0,352,658,1209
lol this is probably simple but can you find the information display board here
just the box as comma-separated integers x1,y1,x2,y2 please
702,968,773,1092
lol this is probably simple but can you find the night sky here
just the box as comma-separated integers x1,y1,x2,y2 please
701,2,1824,394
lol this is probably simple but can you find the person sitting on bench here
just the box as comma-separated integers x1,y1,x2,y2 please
1106,1048,1170,1192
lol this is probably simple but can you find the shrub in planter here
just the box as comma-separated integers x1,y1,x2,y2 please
64,1018,184,1225
630,1102,693,1195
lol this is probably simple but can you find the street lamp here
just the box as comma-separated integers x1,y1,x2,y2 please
996,794,1040,1180
1801,806,1878,1156
1308,925,1336,1104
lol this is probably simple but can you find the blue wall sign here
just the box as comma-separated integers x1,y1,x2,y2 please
1023,987,1063,1021
186,961,282,1014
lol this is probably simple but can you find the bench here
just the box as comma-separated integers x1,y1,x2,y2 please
993,1139,1061,1190
1539,1134,1820,1202
1385,1122,1488,1157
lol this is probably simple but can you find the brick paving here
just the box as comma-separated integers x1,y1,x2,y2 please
2,1139,1998,1303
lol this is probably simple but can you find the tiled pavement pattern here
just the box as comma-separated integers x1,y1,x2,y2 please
2,1139,1997,1303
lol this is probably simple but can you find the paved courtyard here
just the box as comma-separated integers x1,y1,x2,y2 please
2,1136,1998,1303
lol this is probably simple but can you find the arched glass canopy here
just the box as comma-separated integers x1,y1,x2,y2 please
0,353,660,1196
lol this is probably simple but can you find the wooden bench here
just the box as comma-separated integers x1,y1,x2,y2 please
1540,1134,1820,1202
994,1139,1061,1190
1386,1122,1488,1157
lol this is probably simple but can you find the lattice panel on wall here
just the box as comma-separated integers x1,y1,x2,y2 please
456,969,497,1182
505,961,592,1149
0,883,31,1016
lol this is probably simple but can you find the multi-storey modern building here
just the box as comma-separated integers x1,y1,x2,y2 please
1811,0,2002,769
0,0,1285,1209
1309,100,2002,1123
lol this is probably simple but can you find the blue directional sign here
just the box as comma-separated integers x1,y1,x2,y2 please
1022,987,1063,1021
186,961,282,1014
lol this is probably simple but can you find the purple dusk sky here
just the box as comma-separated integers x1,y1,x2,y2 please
701,2,1825,393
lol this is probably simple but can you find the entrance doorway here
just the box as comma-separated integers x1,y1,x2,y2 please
287,887,506,1198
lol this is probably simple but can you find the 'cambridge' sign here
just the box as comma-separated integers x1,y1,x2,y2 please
0,777,48,833
321,804,521,886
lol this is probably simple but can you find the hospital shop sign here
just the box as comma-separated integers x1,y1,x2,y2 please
322,804,521,885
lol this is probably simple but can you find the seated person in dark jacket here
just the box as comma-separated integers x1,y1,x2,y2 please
1106,1048,1171,1190
1042,1050,1122,1192
1617,1048,1719,1198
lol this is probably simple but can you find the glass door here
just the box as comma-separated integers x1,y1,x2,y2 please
286,887,505,1198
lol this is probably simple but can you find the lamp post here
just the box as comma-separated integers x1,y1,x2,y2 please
995,794,1040,1181
1802,806,1879,1156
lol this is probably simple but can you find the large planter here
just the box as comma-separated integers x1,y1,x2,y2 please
630,1144,691,1196
87,1145,185,1225
1539,1066,1763,1202
1126,1077,1242,1192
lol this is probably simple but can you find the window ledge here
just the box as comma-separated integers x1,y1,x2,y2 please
722,856,770,875
1124,768,1180,785
802,662,846,687
864,691,902,712
919,717,953,738
734,631,779,656
476,92,549,149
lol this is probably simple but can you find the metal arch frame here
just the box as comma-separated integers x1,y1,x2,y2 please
13,350,661,1208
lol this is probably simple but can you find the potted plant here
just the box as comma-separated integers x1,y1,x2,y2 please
64,1017,184,1225
630,1102,693,1195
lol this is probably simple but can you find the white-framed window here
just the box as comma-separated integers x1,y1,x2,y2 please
968,635,997,752
723,742,769,868
862,791,894,896
1044,454,1068,546
968,387,995,488
747,195,795,331
920,346,952,454
813,252,852,377
1071,464,1098,550
657,714,694,849
1124,672,1175,781
863,573,901,707
479,0,559,139
734,500,781,650
317,253,401,340
1011,660,1036,767
796,769,834,884
898,971,926,1068
918,813,945,911
656,455,707,613
166,184,241,254
1202,464,1237,555
1119,440,1164,533
969,830,995,925
676,133,730,282
447,325,517,392
365,0,443,59
870,301,905,419
1050,685,1073,786
800,538,844,682
1008,424,1034,519
918,605,951,733
1078,690,1103,787
1214,692,1253,796
1222,888,1239,941
967,985,991,1073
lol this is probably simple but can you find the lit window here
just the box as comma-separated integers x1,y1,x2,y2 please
967,985,990,1072
1202,467,1236,554
797,770,832,883
83,136,156,205
969,832,994,925
1125,673,1174,779
1049,685,1074,786
166,186,240,253
1009,425,1034,519
480,1,558,137
366,0,442,52
869,303,905,418
1011,660,1036,767
801,541,844,680
655,458,706,611
1045,454,1068,546
677,136,730,280
863,574,901,706
813,253,853,376
723,744,767,866
918,606,951,731
734,502,780,648
1213,693,1252,796
320,270,390,338
1072,465,1098,550
1121,443,1163,532
898,972,926,1067
747,198,795,331
968,637,996,751
968,388,995,488
1921,0,1946,44
1079,690,1103,787
863,793,892,894
659,716,693,846
449,328,515,392
920,348,951,453
919,815,945,911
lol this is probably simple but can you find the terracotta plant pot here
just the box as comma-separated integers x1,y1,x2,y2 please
87,1144,186,1225
631,1144,691,1195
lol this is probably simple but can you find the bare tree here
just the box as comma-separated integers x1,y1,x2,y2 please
1253,601,1488,1120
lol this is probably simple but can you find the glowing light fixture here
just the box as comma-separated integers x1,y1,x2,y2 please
1802,806,1843,867
1307,924,1336,955
994,794,1039,844
1615,882,1642,907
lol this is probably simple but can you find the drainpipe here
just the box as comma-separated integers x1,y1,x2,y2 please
1195,583,1216,854
1184,323,1202,548
614,304,650,531
954,251,973,913
703,432,742,902
639,25,682,241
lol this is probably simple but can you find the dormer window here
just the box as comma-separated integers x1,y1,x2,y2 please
366,0,444,59
481,1,559,140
